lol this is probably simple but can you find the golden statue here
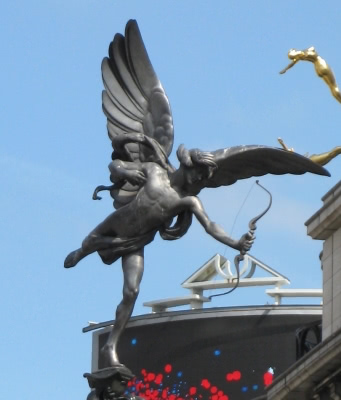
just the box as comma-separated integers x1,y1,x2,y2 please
278,138,341,166
280,47,341,104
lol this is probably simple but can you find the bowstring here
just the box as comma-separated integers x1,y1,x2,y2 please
209,181,257,300
223,181,257,257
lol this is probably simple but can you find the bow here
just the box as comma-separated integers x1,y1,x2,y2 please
209,180,272,299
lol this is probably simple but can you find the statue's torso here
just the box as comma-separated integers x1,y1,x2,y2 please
109,163,186,237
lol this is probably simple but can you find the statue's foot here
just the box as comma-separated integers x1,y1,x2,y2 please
100,344,123,368
64,249,82,268
333,146,341,156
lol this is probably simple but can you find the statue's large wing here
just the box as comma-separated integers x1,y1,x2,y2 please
189,145,330,193
102,19,174,163
101,20,174,209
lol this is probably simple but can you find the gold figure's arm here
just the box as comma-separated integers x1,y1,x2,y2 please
278,137,294,152
279,60,297,75
280,47,341,104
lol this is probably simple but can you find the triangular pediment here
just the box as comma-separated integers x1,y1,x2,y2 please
181,253,290,291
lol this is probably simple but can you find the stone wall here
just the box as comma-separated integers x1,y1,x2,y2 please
306,181,341,339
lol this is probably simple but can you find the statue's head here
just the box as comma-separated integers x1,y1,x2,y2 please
177,145,217,185
288,47,316,60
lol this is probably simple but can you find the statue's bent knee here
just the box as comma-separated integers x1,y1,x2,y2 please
123,286,139,302
82,235,96,251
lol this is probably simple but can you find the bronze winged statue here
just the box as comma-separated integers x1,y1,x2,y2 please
64,20,330,368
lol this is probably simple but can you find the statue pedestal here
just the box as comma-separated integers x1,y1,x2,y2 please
84,365,143,400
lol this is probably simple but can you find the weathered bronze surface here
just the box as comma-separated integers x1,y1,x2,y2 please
84,365,143,399
65,21,330,373
280,47,341,104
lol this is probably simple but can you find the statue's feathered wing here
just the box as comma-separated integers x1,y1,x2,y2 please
101,20,330,207
102,19,174,208
187,145,330,194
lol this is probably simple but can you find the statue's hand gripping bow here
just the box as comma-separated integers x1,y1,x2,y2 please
233,180,272,286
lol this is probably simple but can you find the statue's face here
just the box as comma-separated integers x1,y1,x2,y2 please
184,166,206,185
288,49,302,59
306,47,317,56
288,47,316,60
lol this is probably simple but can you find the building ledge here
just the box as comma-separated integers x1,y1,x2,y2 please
305,180,341,240
267,327,341,399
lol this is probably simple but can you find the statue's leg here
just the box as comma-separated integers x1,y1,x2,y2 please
101,248,144,367
65,210,124,268
64,237,100,268
64,231,119,268
310,146,341,166
64,248,89,268
331,86,341,103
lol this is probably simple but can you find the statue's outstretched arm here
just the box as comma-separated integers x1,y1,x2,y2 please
183,196,254,253
279,59,298,75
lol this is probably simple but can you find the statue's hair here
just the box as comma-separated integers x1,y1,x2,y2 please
160,146,217,242
176,144,217,178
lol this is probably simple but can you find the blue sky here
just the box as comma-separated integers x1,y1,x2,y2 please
1,1,340,398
